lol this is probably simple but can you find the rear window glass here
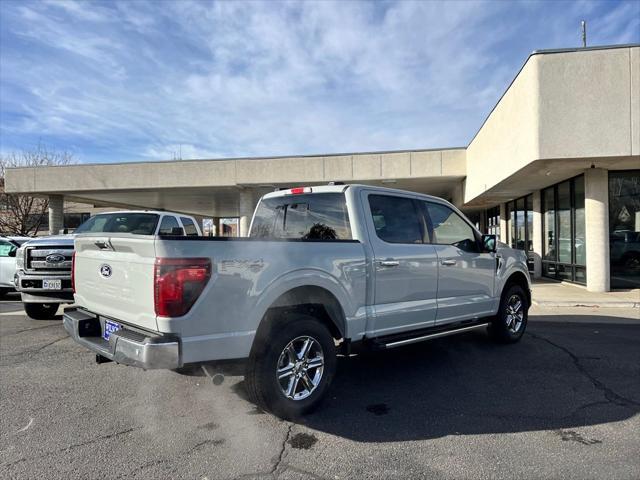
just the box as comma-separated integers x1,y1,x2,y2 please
75,213,160,235
250,193,351,240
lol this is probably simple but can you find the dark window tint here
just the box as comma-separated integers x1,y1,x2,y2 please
425,202,477,252
250,193,351,240
75,213,159,235
180,217,199,236
368,195,422,244
158,216,180,235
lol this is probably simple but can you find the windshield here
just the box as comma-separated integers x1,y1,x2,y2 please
74,213,160,235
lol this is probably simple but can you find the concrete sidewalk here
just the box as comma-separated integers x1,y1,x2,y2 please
531,279,640,309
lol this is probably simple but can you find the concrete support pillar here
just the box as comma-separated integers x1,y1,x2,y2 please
499,203,508,244
584,168,610,292
238,190,255,237
48,195,64,235
531,191,543,279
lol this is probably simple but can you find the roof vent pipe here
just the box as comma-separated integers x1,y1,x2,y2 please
581,20,587,48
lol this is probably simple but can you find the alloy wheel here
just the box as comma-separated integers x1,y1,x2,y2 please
276,336,325,401
504,294,524,333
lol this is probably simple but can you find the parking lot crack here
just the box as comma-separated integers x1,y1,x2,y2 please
270,422,293,476
528,332,639,408
3,427,138,468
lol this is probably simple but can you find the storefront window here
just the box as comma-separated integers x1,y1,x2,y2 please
609,170,640,289
484,206,500,237
543,188,556,261
525,195,533,251
574,176,586,266
541,175,586,284
506,194,533,271
557,181,572,264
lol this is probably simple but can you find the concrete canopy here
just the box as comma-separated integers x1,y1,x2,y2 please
5,148,466,217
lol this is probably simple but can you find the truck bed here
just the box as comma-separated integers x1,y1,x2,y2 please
73,234,367,363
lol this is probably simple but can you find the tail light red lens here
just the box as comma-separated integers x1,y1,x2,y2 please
289,187,312,194
71,251,76,293
154,258,211,317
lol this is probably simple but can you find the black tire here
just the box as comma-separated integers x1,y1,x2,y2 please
24,303,59,320
489,284,528,343
245,314,337,420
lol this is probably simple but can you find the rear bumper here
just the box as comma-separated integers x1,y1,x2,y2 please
63,308,181,370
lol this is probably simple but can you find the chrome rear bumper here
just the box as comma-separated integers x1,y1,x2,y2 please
63,308,181,370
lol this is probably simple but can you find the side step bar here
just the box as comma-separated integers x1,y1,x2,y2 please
373,322,490,350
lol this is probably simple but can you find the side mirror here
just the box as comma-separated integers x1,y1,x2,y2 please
8,248,17,258
482,234,497,253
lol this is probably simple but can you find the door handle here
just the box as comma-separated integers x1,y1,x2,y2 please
378,259,400,267
441,259,457,266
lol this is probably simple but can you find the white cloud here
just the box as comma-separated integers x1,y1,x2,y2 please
0,0,638,163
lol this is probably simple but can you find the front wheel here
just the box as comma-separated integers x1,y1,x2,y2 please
24,303,59,320
245,314,337,419
489,284,528,343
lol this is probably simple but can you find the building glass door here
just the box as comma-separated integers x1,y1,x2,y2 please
541,175,586,284
609,170,640,289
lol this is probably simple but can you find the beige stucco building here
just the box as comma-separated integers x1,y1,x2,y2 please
5,44,640,292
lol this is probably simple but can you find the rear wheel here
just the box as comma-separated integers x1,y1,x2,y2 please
24,303,59,320
245,314,337,419
489,284,528,343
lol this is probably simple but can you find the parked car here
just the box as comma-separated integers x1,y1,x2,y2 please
0,236,32,298
64,185,531,418
16,211,201,320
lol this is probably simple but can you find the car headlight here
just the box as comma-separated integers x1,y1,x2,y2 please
16,247,25,270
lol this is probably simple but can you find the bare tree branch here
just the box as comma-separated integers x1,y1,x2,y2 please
0,146,74,236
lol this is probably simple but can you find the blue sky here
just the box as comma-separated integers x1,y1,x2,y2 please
1,0,639,164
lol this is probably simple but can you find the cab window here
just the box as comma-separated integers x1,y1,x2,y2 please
0,240,16,257
424,202,478,252
158,216,181,235
180,217,199,236
368,195,423,244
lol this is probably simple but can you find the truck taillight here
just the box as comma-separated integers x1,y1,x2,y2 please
154,258,211,317
71,252,76,293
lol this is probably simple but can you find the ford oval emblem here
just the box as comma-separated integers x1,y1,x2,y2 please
99,264,112,278
46,254,65,264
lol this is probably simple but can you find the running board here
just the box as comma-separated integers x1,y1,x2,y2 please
373,322,490,350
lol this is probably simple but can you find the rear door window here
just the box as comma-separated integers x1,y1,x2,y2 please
250,193,351,240
368,194,424,244
180,217,199,236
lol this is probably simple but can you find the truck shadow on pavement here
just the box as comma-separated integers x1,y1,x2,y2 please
282,315,640,442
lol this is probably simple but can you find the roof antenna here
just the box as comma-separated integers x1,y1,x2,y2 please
581,20,587,48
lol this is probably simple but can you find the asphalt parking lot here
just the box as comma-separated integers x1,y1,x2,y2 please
1,295,639,480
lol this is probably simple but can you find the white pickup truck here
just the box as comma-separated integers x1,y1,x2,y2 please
64,184,531,418
16,211,201,319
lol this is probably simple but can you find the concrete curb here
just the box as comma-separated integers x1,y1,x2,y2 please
533,300,640,309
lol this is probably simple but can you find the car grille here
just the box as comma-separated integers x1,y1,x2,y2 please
25,246,74,274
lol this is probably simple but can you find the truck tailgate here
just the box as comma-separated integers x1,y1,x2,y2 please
74,235,157,331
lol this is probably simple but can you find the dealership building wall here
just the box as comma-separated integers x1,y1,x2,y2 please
5,45,640,292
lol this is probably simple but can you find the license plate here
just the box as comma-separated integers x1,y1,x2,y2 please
42,279,61,290
103,320,121,341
